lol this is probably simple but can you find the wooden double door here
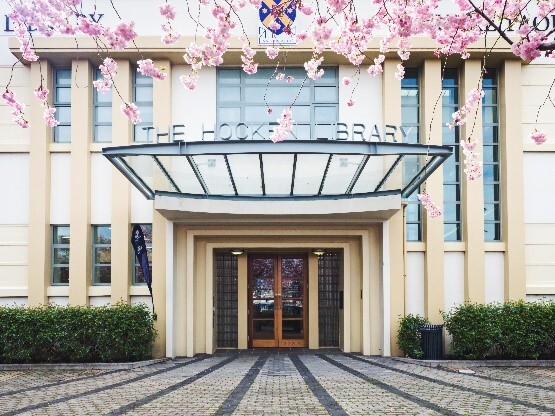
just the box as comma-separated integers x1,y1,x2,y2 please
248,253,308,348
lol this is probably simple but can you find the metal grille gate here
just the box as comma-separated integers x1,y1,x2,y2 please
318,252,340,347
216,252,238,348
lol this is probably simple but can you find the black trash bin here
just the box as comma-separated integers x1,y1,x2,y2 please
420,324,443,360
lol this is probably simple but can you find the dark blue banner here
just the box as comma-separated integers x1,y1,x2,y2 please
131,225,152,296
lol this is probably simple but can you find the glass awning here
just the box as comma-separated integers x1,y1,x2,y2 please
102,141,452,201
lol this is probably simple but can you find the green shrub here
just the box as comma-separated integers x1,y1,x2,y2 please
442,301,555,360
397,314,429,358
0,303,156,363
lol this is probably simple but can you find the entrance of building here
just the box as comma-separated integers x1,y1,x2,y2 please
248,253,308,348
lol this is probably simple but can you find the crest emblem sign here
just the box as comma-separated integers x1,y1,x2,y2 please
259,0,297,36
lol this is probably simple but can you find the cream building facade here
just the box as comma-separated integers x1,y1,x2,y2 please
0,1,552,358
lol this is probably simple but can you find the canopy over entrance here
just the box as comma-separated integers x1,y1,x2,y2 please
102,140,451,206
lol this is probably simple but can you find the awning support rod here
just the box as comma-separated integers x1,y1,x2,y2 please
402,155,447,198
186,156,210,195
346,155,370,194
108,156,155,200
374,155,403,193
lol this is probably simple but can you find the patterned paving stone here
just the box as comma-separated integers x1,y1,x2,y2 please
1,352,555,415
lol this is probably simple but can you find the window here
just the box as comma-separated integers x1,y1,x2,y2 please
92,225,111,285
482,69,501,241
217,67,338,140
402,69,421,241
442,69,462,241
132,224,152,285
53,68,71,143
93,69,112,142
133,71,153,142
51,226,70,285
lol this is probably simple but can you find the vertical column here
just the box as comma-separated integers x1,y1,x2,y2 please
499,61,526,301
69,60,92,306
461,60,485,303
422,60,445,322
151,60,172,358
237,254,248,349
361,233,371,355
152,211,168,357
383,59,405,356
308,254,319,349
111,60,132,304
28,61,53,306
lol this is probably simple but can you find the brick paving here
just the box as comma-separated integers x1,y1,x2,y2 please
2,351,555,415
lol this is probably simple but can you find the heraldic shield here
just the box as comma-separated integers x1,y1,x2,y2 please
259,0,297,35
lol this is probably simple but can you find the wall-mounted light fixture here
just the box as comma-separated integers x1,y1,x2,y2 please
230,248,244,256
312,248,326,256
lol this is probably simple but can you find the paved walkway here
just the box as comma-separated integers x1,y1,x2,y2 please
1,351,555,415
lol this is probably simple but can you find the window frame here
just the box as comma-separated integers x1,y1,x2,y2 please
53,68,72,143
216,67,339,141
133,71,154,142
131,223,152,286
482,69,501,241
442,69,462,241
51,225,70,286
93,68,113,143
92,225,112,285
402,68,422,242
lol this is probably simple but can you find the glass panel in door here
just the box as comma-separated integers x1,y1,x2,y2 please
250,255,277,347
278,255,306,347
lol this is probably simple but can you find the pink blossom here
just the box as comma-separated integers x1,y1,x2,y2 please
180,73,199,90
367,55,385,77
304,56,324,80
417,193,442,217
342,77,351,86
94,58,117,94
286,76,294,83
300,5,313,15
266,47,279,60
161,24,180,45
93,79,113,94
347,100,355,107
270,108,294,143
450,88,484,128
266,108,273,115
159,3,177,20
99,57,117,79
276,73,285,81
43,107,59,127
34,86,49,101
296,32,308,42
3,89,28,128
77,16,102,36
460,139,483,180
121,103,141,125
137,59,167,80
530,130,548,145
395,63,405,80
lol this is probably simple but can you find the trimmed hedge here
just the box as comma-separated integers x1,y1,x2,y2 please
0,303,156,363
443,301,555,360
397,314,429,358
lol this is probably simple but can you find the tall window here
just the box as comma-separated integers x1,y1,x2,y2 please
402,69,421,241
132,224,152,285
482,69,501,241
51,226,70,285
53,68,71,143
442,69,462,241
93,69,112,142
217,67,338,140
133,71,153,142
92,225,111,285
